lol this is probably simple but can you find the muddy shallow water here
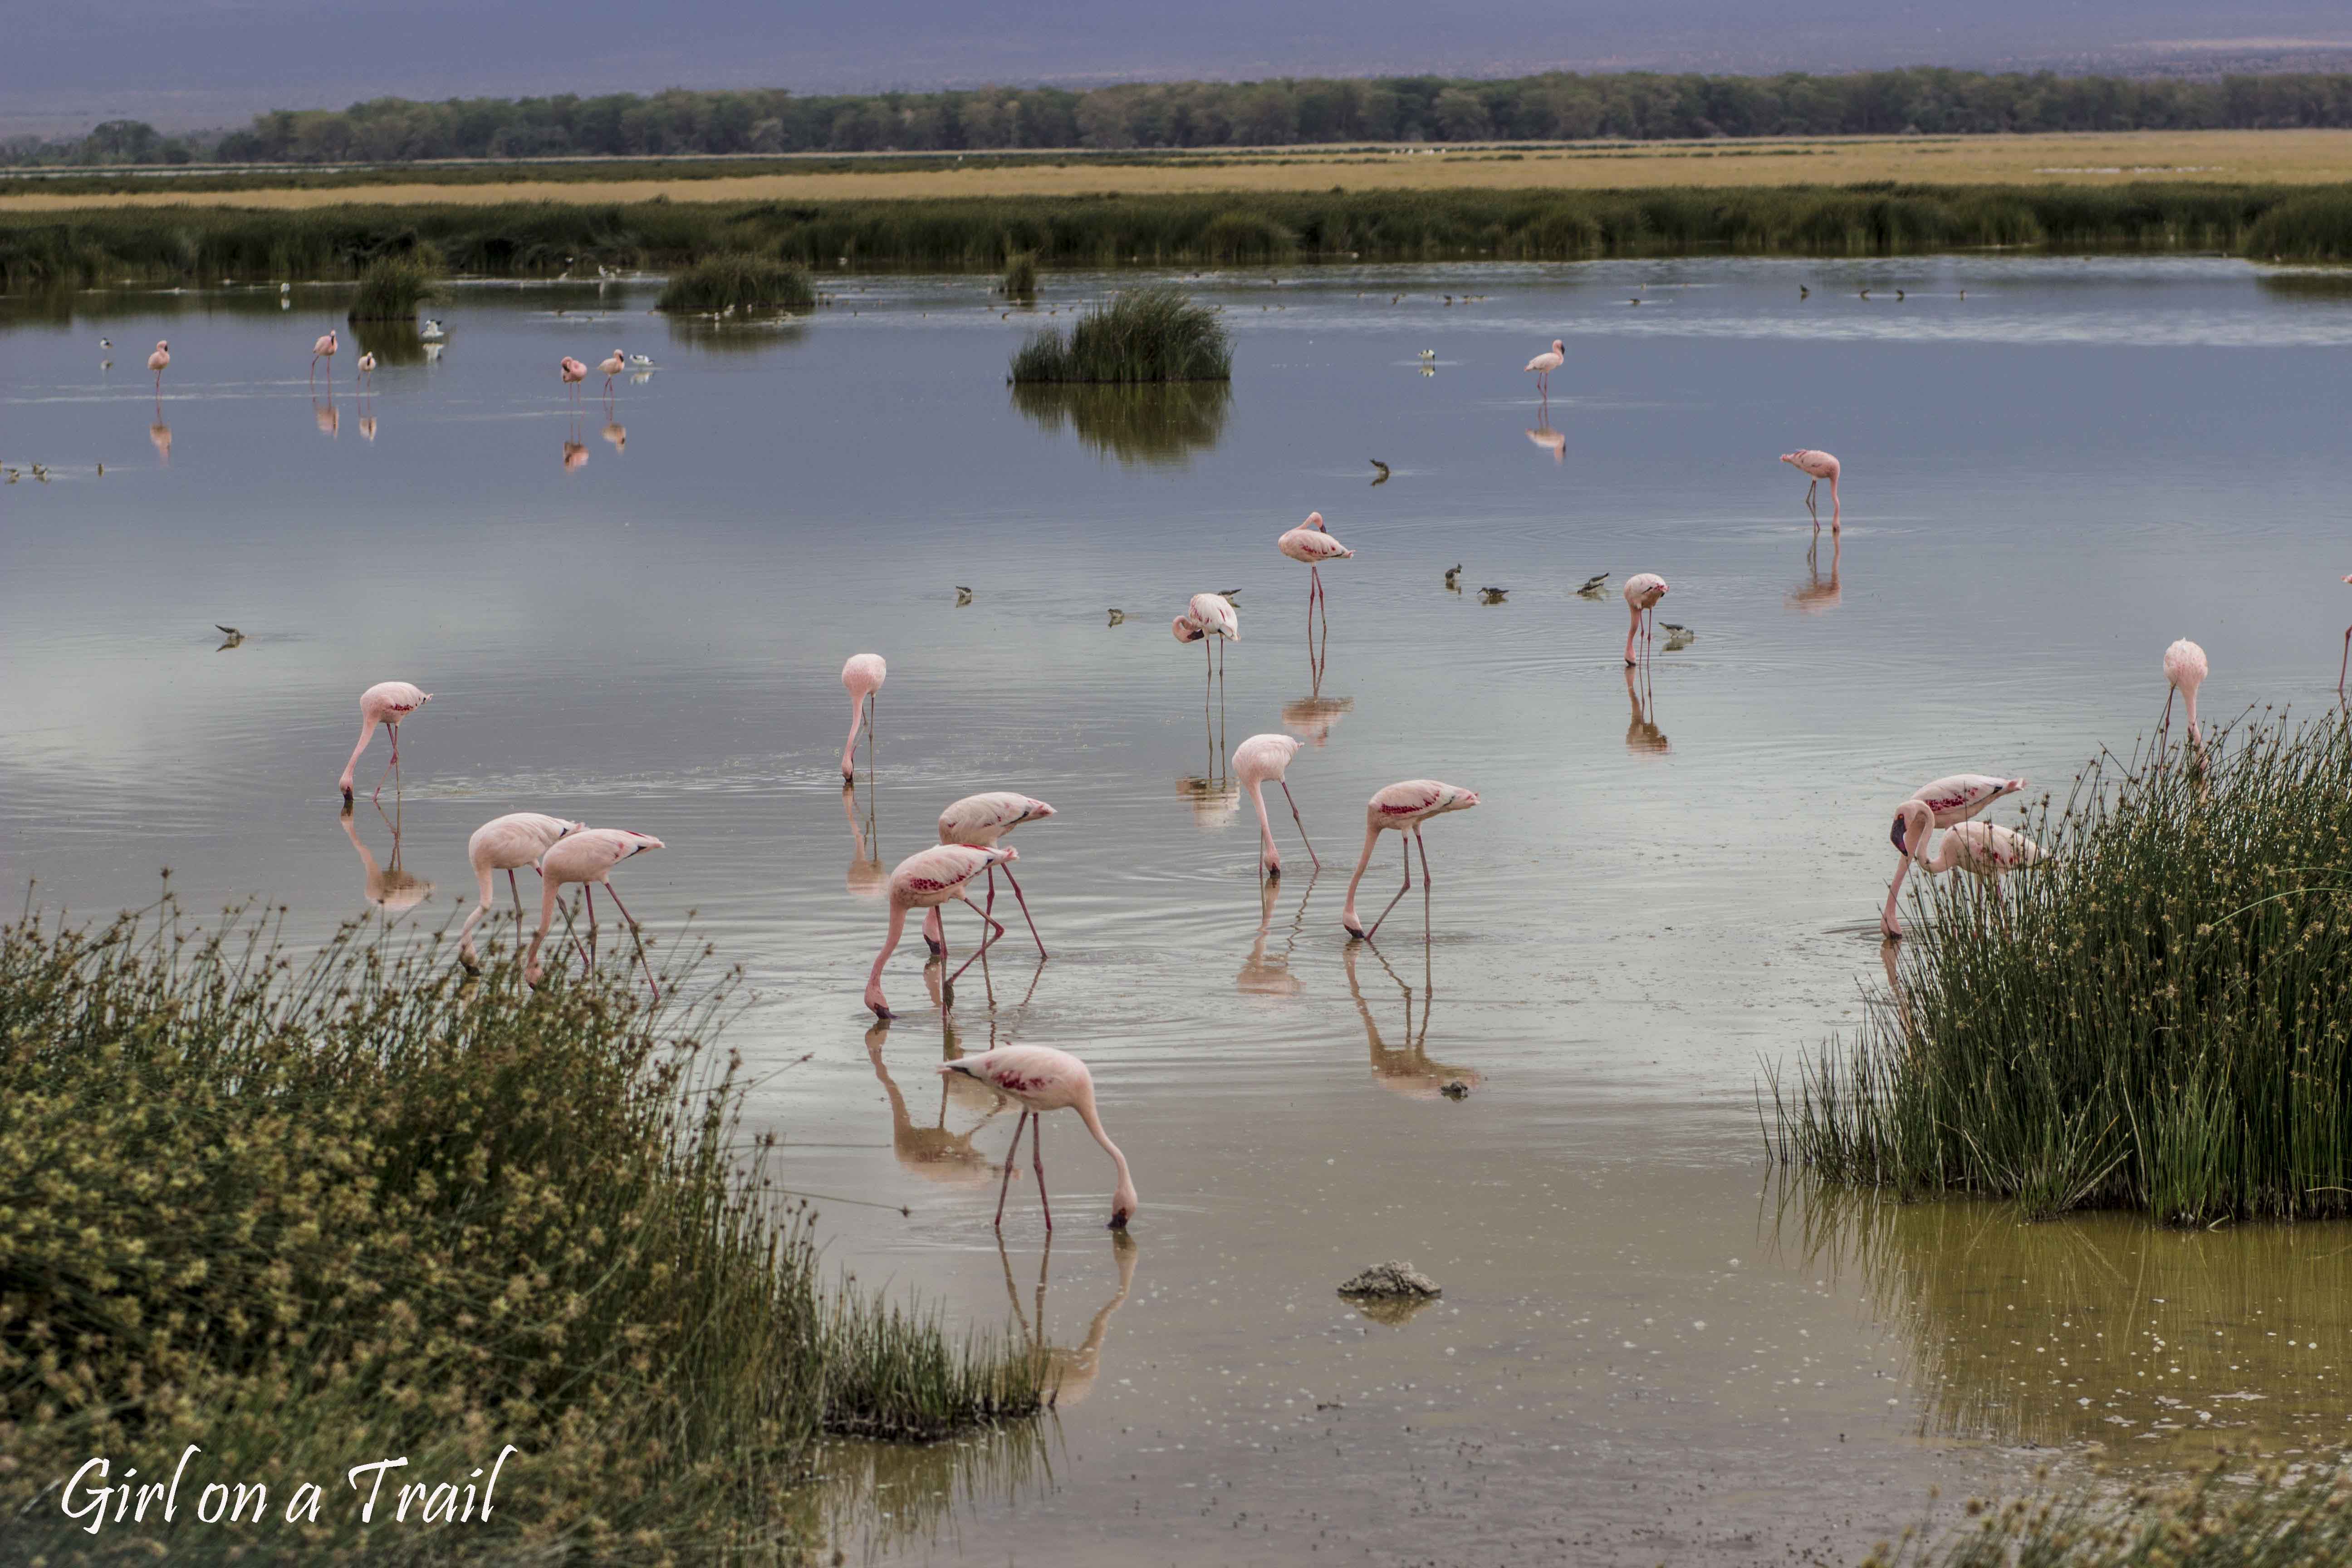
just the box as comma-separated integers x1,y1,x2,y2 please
5,255,2352,1564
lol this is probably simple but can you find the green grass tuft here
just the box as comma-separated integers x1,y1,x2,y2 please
999,249,1039,299
0,898,1043,1561
1774,713,2352,1224
656,251,814,313
1009,284,1230,383
344,249,440,320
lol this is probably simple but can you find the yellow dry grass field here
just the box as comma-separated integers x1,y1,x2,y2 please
8,129,2352,212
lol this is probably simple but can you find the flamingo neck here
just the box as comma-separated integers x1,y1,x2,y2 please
1247,779,1277,864
1342,822,1382,926
338,718,380,791
842,695,866,774
869,902,907,992
1073,1089,1135,1210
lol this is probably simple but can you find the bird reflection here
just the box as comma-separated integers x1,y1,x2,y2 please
358,413,378,443
1788,529,1842,615
562,438,589,472
339,796,433,912
1343,940,1481,1101
844,784,886,897
601,420,627,453
313,396,339,438
1001,1230,1139,1409
149,421,172,466
1525,421,1566,464
1624,664,1669,754
1238,875,1311,997
1179,677,1239,824
864,1028,1007,1186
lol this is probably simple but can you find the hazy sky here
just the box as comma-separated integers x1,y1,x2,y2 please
11,0,2352,134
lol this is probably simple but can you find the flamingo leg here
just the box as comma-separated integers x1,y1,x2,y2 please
370,725,400,805
598,882,662,1002
945,894,1007,987
1415,827,1434,934
924,903,946,957
1364,832,1416,941
1031,1112,1053,1231
1000,863,1047,959
994,1110,1029,1229
579,885,600,977
1279,780,1319,870
556,892,592,976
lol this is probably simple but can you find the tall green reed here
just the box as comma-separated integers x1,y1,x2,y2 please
1009,285,1230,382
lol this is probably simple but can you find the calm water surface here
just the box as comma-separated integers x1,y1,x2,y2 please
6,256,2352,1565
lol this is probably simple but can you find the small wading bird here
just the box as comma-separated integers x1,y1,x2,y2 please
147,340,170,392
354,351,377,389
1781,449,1842,529
214,623,244,650
940,1044,1138,1231
925,793,1055,959
1479,587,1509,604
337,681,431,806
559,356,588,402
1172,592,1239,688
524,828,666,997
1524,338,1565,398
419,318,446,342
1369,458,1390,484
1661,623,1695,651
956,586,974,605
840,653,887,783
2162,638,2210,766
1881,774,2026,938
309,329,338,385
1235,732,1316,878
628,352,652,367
1342,779,1479,941
1622,573,1668,665
1578,573,1611,598
1107,608,1126,626
1278,512,1352,631
460,813,586,967
1443,564,1462,591
598,348,625,395
865,843,1015,1019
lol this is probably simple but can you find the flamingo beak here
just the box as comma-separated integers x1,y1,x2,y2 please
1889,814,1909,853
1108,1209,1132,1231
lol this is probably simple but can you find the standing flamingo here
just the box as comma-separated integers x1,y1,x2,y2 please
355,351,377,390
559,357,588,403
1881,774,2027,938
310,329,338,386
925,793,1056,959
337,681,432,805
598,348,626,396
146,340,170,393
1622,573,1669,666
1173,592,1238,690
2162,638,2210,765
865,844,1015,1019
1341,779,1480,940
460,812,585,966
1278,512,1353,633
524,828,666,996
1234,733,1316,878
841,653,887,783
1781,449,1842,528
1524,338,1565,398
941,1045,1138,1230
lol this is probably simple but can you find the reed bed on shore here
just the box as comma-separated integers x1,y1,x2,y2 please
0,898,1042,1563
0,181,2345,293
1774,714,2352,1224
655,251,814,313
1009,285,1229,382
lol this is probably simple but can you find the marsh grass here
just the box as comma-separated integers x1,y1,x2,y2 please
1011,379,1232,464
656,252,814,313
344,250,440,319
999,249,1039,300
1009,285,1230,383
0,898,1043,1563
1776,713,2352,1224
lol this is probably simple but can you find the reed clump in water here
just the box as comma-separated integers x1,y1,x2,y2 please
999,249,1039,300
1010,284,1230,383
1775,714,2352,1224
0,898,1043,1560
343,248,440,320
656,251,814,313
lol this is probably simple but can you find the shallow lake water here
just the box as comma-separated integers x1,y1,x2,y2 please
6,255,2352,1564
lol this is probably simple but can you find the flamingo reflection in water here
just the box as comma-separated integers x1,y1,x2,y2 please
1238,876,1309,999
601,420,627,453
1526,421,1566,464
865,1029,1009,1187
314,396,340,438
1623,664,1669,754
1789,530,1842,614
1000,1230,1140,1408
340,797,434,913
1344,941,1481,1101
843,784,885,897
149,421,172,466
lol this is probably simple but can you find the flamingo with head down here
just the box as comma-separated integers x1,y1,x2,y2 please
1781,449,1842,528
866,844,1014,1019
524,828,666,996
841,653,887,782
460,812,587,966
1234,733,1315,878
1622,573,1668,666
2162,638,2209,766
1881,774,2027,938
1341,779,1479,941
940,1044,1138,1231
337,681,431,805
924,793,1055,958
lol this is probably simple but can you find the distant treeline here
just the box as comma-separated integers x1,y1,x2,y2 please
10,184,2352,294
13,69,2352,167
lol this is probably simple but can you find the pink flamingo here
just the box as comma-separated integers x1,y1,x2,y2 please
1524,338,1564,398
460,812,586,966
559,356,588,404
1781,450,1842,529
310,329,338,386
865,844,1014,1019
1622,573,1669,666
1341,779,1480,940
924,793,1055,958
598,348,626,396
337,681,432,805
2338,577,2351,700
940,1044,1138,1230
146,340,170,393
1882,774,2027,938
524,828,666,997
1277,512,1353,630
2162,638,2209,765
841,653,887,782
355,351,377,390
1886,818,2045,925
1172,592,1239,690
1234,733,1316,878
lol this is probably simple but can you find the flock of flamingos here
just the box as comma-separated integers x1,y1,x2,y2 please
288,323,2253,1239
